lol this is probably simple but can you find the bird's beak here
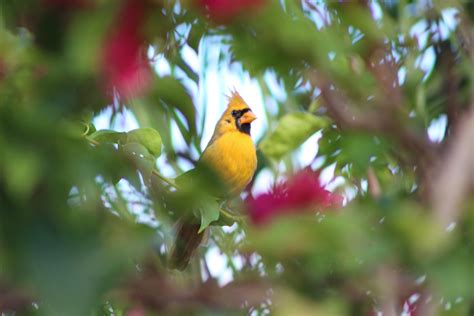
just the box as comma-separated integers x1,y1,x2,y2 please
239,111,257,124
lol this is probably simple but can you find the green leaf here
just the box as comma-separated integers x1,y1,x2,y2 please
89,130,126,143
126,127,162,157
91,128,162,158
121,143,155,182
4,148,41,198
130,99,174,151
339,133,388,177
121,142,150,158
260,112,328,160
198,198,221,233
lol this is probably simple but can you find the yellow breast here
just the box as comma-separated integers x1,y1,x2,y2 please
201,132,257,196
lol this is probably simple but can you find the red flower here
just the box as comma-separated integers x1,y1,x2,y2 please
197,0,265,24
247,169,343,225
102,0,151,99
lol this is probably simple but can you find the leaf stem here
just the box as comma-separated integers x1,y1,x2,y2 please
218,207,246,223
85,136,100,146
151,169,177,188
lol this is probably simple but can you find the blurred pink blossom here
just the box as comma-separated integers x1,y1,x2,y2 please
126,306,145,316
102,0,151,99
247,169,343,225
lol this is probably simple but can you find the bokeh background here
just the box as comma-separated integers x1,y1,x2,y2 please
0,0,473,315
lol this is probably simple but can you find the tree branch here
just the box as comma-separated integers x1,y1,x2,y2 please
430,106,474,227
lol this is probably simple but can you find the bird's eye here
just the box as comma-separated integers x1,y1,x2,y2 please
231,110,238,117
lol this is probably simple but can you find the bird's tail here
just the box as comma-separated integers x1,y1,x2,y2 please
169,221,204,270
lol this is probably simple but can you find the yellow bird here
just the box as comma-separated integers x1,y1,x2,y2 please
170,91,257,270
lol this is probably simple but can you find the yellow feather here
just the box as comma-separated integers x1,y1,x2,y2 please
170,91,257,269
202,131,257,196
201,91,257,196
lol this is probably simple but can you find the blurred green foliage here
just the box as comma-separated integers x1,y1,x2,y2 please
0,0,473,315
260,112,328,160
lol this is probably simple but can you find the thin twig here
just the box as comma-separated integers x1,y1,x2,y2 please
152,169,177,188
218,207,246,223
367,167,382,199
85,136,100,146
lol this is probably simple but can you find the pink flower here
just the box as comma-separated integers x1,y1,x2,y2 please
196,0,265,24
126,306,145,316
247,169,343,225
102,0,151,99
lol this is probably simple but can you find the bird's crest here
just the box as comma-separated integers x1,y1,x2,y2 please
226,90,248,109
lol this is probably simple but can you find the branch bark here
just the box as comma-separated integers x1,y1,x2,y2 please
430,106,474,227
